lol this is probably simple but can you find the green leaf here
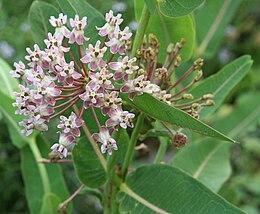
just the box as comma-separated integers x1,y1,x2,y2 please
72,137,106,188
144,0,157,15
121,93,236,143
170,92,260,193
56,0,104,44
135,0,195,62
29,1,59,47
190,55,253,119
114,128,129,165
171,141,231,192
0,57,18,98
21,137,70,214
0,92,27,148
40,193,61,214
158,0,205,17
118,164,244,214
195,0,241,57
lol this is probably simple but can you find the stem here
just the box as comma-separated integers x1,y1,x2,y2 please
28,137,51,194
153,137,169,164
121,113,145,180
103,181,111,214
58,184,84,212
37,159,73,163
78,45,88,76
111,186,119,214
131,4,150,59
91,106,101,130
72,105,107,171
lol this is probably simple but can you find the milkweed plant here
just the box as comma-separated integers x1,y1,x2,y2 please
5,0,253,213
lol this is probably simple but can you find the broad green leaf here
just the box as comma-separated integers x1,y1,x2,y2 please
0,57,18,98
40,193,61,214
0,92,27,148
29,1,59,47
72,137,107,188
21,137,70,214
158,0,205,17
135,0,195,62
56,0,104,44
190,55,253,119
195,0,241,57
118,164,244,214
171,141,231,192
121,93,236,143
145,0,157,15
114,128,129,165
170,92,260,192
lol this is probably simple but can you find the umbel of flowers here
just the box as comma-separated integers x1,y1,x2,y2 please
11,10,214,158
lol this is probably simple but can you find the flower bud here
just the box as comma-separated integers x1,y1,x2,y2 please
205,100,215,106
172,132,187,148
195,70,203,81
194,58,204,69
149,33,158,46
182,93,194,99
202,93,214,99
167,43,174,53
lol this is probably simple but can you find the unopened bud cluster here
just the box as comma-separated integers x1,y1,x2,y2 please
11,10,214,157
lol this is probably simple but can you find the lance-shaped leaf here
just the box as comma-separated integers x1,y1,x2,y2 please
135,0,195,62
121,93,235,143
0,57,18,98
29,1,59,47
40,193,61,214
56,0,104,44
118,164,244,214
171,92,260,192
0,92,27,148
195,0,241,57
158,0,205,18
189,55,253,120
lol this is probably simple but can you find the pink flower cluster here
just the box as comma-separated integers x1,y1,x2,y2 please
11,11,149,157
11,10,212,158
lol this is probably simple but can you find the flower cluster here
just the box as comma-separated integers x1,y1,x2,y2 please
11,10,214,158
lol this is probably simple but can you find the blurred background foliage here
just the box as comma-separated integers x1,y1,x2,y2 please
0,0,259,213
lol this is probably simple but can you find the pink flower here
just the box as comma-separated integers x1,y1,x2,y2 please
96,10,123,38
80,40,107,71
57,112,83,137
49,13,70,38
55,61,82,84
88,67,114,90
93,126,117,155
69,15,89,45
101,91,121,115
109,56,139,80
50,133,76,158
25,44,44,68
105,26,132,54
106,105,135,129
79,85,104,108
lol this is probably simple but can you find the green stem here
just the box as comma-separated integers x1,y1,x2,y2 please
121,113,145,180
111,186,119,214
154,137,169,163
28,137,51,194
103,181,110,214
131,4,150,58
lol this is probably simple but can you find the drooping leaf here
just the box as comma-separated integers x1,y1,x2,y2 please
135,0,195,62
121,93,236,143
0,57,18,98
40,193,61,214
158,0,205,17
170,92,260,192
0,92,27,148
56,0,104,44
118,164,244,214
195,0,241,57
29,1,59,47
190,55,253,119
72,136,107,188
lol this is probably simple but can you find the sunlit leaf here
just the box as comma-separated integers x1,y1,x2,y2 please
29,1,59,47
171,92,260,192
195,0,241,57
0,92,27,148
158,0,205,17
135,0,195,62
118,164,244,214
190,55,253,119
0,57,18,98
